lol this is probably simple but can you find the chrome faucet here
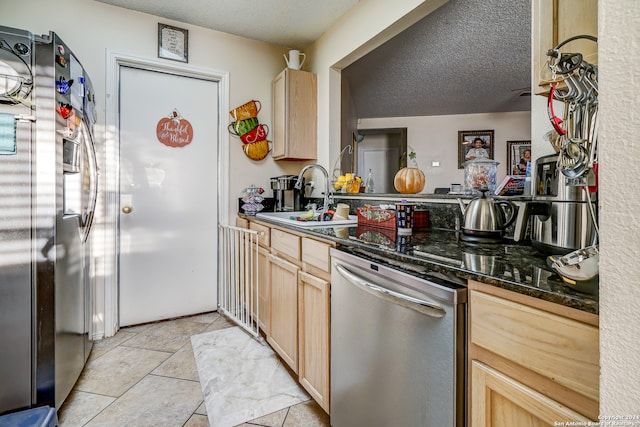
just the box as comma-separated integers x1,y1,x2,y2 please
295,164,331,217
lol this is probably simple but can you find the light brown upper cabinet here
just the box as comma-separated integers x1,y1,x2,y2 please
272,68,317,160
533,0,598,95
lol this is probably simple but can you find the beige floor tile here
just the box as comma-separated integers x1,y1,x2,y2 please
201,315,235,333
152,341,200,381
60,315,325,427
85,375,203,427
282,401,330,427
184,414,210,427
184,414,209,427
119,322,154,334
88,330,138,360
244,407,289,426
195,401,207,415
122,319,209,352
74,346,171,397
58,391,116,427
182,311,221,324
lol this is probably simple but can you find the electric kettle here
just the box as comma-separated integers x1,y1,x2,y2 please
458,191,516,243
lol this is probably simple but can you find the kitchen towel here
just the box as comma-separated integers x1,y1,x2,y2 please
0,113,17,155
191,326,309,427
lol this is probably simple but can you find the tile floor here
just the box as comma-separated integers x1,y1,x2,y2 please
57,312,330,427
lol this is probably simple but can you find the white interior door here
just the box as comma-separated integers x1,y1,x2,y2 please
358,147,400,193
118,66,219,326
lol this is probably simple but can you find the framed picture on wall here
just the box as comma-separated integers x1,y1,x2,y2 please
457,130,494,169
158,23,189,63
507,140,531,175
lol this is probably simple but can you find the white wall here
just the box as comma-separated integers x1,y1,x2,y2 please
1,0,293,337
359,111,531,192
1,0,301,216
305,0,450,169
531,95,557,161
599,0,640,414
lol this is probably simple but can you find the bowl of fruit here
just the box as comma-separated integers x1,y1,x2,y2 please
333,173,362,193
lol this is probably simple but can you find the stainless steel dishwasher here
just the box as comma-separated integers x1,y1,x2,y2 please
330,249,467,427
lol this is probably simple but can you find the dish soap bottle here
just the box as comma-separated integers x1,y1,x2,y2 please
365,169,375,193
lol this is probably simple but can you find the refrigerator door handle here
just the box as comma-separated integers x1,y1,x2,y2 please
334,263,446,318
82,120,98,241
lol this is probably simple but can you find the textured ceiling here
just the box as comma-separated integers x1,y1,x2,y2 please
93,0,531,118
93,0,359,49
342,0,531,118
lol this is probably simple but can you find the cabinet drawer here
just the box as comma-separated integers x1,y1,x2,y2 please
470,290,599,402
249,222,270,248
271,228,300,261
236,217,249,229
302,238,331,272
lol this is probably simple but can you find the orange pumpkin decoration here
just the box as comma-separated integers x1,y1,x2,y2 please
394,167,425,194
156,113,193,147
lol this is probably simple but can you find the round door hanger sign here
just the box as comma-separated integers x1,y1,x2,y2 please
156,110,193,147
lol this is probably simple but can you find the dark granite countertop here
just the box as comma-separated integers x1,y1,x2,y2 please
240,214,598,315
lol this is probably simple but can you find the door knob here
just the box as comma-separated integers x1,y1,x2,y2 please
122,206,133,214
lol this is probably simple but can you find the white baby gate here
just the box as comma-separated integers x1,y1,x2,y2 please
218,224,261,339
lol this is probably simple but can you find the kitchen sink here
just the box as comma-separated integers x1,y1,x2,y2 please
255,211,358,228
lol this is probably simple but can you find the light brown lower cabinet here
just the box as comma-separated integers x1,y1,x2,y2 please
468,282,599,426
298,271,330,413
267,253,299,373
471,361,590,427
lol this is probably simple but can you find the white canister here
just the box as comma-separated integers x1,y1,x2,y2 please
334,203,350,219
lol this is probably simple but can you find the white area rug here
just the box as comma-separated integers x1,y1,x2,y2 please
191,326,309,427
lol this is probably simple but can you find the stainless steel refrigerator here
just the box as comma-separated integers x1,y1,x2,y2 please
0,26,98,414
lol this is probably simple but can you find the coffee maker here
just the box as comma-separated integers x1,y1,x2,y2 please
270,175,304,211
513,154,598,254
